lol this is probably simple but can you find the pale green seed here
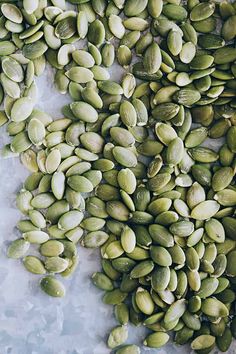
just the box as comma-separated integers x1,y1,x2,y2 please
65,66,94,84
29,210,46,229
23,256,46,274
202,298,229,318
45,256,69,273
27,118,45,146
180,42,196,64
136,287,154,315
0,41,16,56
167,29,182,56
70,101,98,123
113,147,137,167
92,272,114,291
205,218,225,243
1,3,23,24
2,56,24,82
40,276,65,297
82,231,109,248
23,0,39,15
77,10,88,39
121,226,136,253
11,97,34,122
144,332,170,348
118,168,136,195
108,15,125,39
107,326,128,349
144,42,162,74
40,240,64,257
23,231,49,244
7,239,30,259
58,210,84,231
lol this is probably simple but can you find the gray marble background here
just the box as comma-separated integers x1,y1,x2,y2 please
0,64,235,354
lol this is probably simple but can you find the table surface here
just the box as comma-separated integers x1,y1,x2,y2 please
0,63,235,354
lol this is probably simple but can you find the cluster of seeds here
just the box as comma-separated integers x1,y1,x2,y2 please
1,0,236,353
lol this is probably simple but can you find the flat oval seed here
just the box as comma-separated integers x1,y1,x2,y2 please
190,3,215,21
23,41,48,60
40,240,64,257
2,56,24,82
164,299,186,325
121,226,136,253
77,10,88,39
92,272,114,291
23,231,49,244
45,256,69,273
136,287,154,315
58,210,84,231
82,231,109,248
65,67,94,84
107,326,128,349
7,239,30,259
67,175,93,193
167,30,182,57
118,168,136,194
70,101,98,123
191,335,215,351
23,256,46,274
40,276,65,297
46,149,61,174
151,267,170,292
116,345,140,354
113,147,137,167
80,217,105,232
108,14,125,39
180,42,196,64
0,41,16,56
201,298,229,318
1,4,23,24
11,97,34,122
144,332,169,348
191,201,220,220
144,42,162,74
29,210,46,228
197,278,219,299
28,118,45,146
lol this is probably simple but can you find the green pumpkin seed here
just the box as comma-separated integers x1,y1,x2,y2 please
191,200,220,220
23,256,46,275
136,287,154,315
58,210,84,231
190,2,215,21
70,101,98,123
11,97,34,122
107,326,128,349
167,29,182,56
40,276,65,297
45,256,69,273
191,335,215,352
144,42,162,74
1,3,23,24
82,231,109,248
7,239,30,259
124,0,148,17
144,332,169,348
92,272,114,291
87,19,105,46
202,298,229,318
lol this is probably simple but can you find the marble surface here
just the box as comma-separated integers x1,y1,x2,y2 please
0,65,235,354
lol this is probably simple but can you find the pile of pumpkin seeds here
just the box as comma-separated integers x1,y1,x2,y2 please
1,0,236,352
